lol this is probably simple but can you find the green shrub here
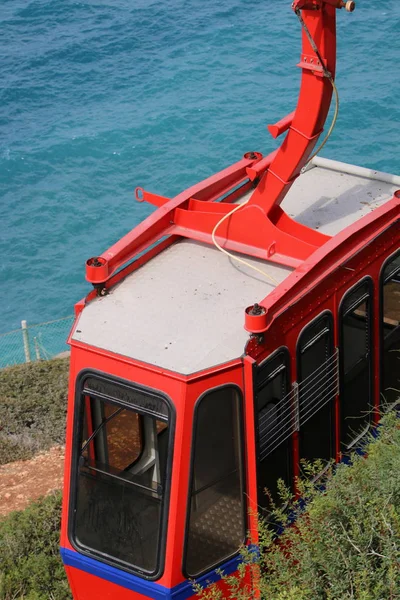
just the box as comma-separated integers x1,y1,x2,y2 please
196,413,400,600
0,359,69,464
0,491,71,600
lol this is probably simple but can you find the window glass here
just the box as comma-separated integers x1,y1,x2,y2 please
381,253,400,408
101,403,143,470
340,281,373,447
298,313,335,464
255,350,292,508
342,299,369,373
185,387,245,577
73,378,171,576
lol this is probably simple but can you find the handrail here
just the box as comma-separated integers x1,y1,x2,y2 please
312,156,400,186
84,461,163,498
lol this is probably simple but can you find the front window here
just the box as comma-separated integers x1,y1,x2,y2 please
71,374,173,577
184,386,245,577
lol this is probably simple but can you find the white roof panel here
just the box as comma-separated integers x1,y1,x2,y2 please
73,240,291,374
282,161,398,235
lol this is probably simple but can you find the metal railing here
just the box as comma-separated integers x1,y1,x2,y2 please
259,349,339,459
0,316,74,369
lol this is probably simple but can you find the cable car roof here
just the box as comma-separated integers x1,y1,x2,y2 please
72,159,399,374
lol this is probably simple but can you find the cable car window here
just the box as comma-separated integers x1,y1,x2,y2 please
255,349,292,508
71,375,172,577
184,387,245,577
297,313,336,464
340,279,373,448
381,252,400,409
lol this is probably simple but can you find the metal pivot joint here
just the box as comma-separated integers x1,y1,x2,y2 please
292,0,355,10
245,304,268,334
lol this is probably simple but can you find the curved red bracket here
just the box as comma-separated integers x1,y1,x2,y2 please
249,3,337,217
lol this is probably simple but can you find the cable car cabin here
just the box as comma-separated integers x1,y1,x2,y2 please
60,2,400,599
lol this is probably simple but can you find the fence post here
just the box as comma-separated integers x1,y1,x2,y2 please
21,320,31,363
34,337,41,361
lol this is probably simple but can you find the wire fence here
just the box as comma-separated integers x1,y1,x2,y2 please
0,316,74,369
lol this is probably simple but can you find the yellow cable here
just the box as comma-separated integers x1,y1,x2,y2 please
211,75,338,281
211,9,341,286
294,7,340,172
302,76,339,171
211,199,279,286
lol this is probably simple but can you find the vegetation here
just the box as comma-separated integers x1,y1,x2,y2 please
196,412,400,600
1,359,399,599
0,491,71,600
0,358,69,465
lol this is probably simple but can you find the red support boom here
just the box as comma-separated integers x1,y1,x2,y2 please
249,2,337,214
85,0,355,287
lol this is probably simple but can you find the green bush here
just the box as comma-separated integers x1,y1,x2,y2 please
2,358,399,600
196,413,400,600
0,491,71,600
0,359,69,464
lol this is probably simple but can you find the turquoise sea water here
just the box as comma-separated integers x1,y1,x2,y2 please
0,0,399,334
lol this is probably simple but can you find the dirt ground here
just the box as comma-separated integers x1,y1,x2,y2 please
0,407,165,518
0,446,64,517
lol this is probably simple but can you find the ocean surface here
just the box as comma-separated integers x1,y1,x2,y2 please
0,0,399,334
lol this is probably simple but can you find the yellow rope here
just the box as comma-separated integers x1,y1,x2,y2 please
303,76,339,171
295,7,340,172
211,9,341,287
211,199,279,286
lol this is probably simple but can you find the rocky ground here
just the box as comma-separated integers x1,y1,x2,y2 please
0,445,64,517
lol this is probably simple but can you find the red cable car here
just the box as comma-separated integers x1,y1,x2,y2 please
61,1,400,598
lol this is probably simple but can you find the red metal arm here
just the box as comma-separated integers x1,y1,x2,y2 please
267,112,295,139
86,153,262,285
248,1,337,217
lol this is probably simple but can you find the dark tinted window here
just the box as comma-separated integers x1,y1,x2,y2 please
72,377,172,576
340,280,373,448
185,387,245,577
297,313,336,464
381,253,400,408
255,350,292,508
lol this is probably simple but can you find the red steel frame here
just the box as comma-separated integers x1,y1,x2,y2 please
61,1,400,598
84,1,358,288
